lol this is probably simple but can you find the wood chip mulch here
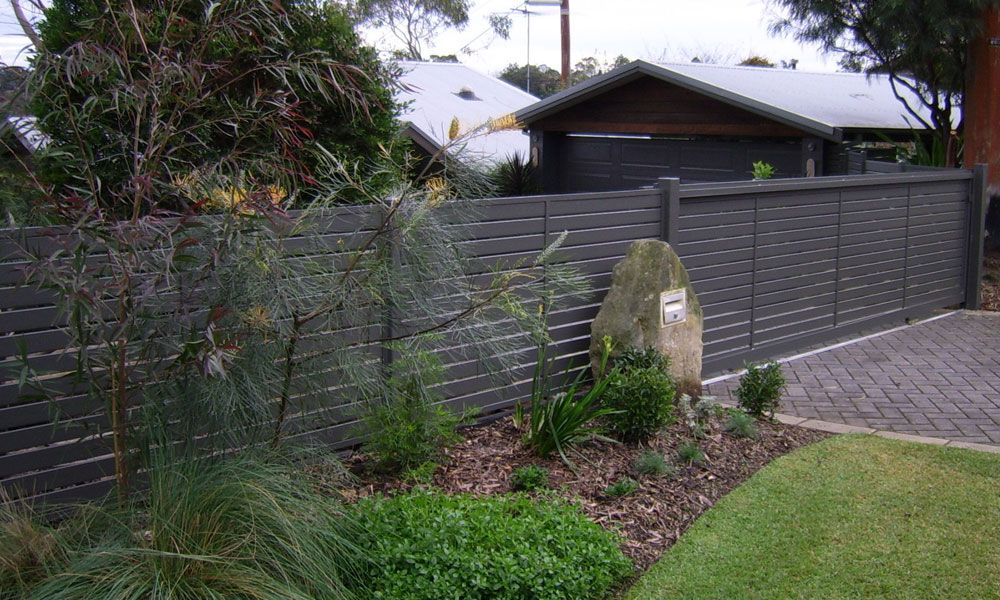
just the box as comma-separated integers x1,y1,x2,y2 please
343,414,828,572
982,249,1000,312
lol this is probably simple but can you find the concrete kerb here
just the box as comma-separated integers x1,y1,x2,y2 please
714,399,1000,454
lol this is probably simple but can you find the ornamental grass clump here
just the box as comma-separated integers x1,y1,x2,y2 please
735,361,786,418
356,491,632,600
725,410,760,439
23,452,369,600
633,451,675,478
603,347,677,443
604,477,641,498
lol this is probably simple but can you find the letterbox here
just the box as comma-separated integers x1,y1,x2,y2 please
660,289,687,327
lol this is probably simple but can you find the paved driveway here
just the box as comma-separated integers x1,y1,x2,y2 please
707,311,1000,446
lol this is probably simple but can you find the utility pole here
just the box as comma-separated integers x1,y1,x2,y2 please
560,0,571,88
964,5,999,194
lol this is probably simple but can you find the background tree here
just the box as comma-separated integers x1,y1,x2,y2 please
738,55,776,68
498,63,562,98
500,55,631,97
31,0,399,216
353,0,470,60
770,0,999,165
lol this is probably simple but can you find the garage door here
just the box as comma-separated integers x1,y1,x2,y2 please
558,135,804,192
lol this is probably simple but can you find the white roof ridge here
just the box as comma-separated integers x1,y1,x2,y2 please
652,60,884,79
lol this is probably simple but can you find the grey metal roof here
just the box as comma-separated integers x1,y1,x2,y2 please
1,116,49,153
515,60,947,142
396,61,538,163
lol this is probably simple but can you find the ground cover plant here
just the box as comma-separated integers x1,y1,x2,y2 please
626,435,1000,599
355,491,632,600
509,464,549,491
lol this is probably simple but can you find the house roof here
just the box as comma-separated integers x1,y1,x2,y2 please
396,61,538,163
515,60,946,143
2,116,49,153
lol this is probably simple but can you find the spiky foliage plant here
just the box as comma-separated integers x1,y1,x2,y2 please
524,336,619,465
491,151,540,197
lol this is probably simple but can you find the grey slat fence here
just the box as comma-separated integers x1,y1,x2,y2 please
0,168,988,504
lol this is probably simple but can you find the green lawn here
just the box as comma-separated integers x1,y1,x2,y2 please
626,435,1000,600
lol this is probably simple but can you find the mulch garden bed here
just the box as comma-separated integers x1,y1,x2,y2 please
344,414,828,571
983,249,1000,312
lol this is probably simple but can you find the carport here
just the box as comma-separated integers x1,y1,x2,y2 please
516,60,938,192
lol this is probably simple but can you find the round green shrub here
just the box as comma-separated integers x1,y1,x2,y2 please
356,491,632,599
603,359,677,443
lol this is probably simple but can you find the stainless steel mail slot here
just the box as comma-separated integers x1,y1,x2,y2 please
660,289,687,327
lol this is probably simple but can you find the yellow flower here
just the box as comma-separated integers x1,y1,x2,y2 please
448,116,461,140
426,177,450,207
487,113,522,132
242,306,272,331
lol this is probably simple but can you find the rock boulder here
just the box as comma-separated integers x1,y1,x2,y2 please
590,240,703,396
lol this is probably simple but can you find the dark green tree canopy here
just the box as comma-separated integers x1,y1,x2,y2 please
499,55,631,98
770,0,997,157
31,0,400,216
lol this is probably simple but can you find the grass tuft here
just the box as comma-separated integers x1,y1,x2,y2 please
633,451,675,477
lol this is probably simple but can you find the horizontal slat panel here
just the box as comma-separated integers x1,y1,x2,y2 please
1,170,976,504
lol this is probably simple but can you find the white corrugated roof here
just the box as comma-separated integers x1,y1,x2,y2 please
396,61,537,163
2,115,49,153
653,61,945,131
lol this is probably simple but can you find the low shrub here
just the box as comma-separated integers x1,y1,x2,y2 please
360,348,463,473
510,465,549,492
734,361,786,418
676,441,706,466
633,451,675,477
604,477,640,498
725,411,759,439
23,452,369,599
604,347,677,443
356,491,632,600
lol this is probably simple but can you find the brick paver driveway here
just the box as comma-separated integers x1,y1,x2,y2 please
708,311,1000,446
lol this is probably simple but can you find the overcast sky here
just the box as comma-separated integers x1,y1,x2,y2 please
0,0,838,75
380,0,838,76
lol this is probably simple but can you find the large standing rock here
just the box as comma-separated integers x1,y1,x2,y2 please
590,240,703,396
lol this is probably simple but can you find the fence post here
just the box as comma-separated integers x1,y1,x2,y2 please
656,177,680,245
965,164,990,310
